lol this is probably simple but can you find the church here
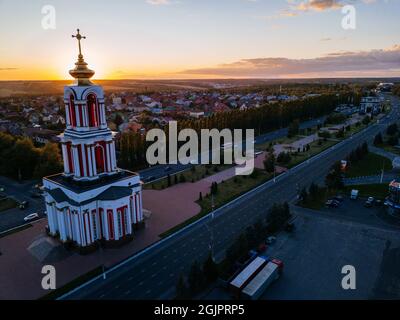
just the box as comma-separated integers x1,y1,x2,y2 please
43,29,144,249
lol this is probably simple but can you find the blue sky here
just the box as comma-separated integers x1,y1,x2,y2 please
0,0,399,79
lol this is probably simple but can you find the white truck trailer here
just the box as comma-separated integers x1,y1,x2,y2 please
241,259,284,300
229,256,268,299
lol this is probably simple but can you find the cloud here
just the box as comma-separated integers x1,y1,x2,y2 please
0,68,18,71
178,45,400,78
146,0,170,5
293,0,343,12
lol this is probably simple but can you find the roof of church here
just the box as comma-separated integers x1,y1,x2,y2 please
46,185,138,207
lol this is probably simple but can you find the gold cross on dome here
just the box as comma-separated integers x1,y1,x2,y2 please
72,28,86,57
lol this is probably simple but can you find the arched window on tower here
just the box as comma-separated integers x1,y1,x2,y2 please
94,144,105,174
69,95,77,127
87,94,99,127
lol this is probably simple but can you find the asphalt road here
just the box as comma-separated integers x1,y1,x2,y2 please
0,176,45,233
60,94,399,300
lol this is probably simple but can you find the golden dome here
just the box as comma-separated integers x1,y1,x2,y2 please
69,29,95,86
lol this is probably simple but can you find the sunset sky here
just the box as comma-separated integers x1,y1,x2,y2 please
0,0,399,80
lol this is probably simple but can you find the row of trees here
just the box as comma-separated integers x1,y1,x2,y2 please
175,203,291,298
118,94,347,171
0,132,62,180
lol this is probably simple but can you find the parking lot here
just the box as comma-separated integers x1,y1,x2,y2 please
261,204,400,299
0,176,45,233
205,196,400,300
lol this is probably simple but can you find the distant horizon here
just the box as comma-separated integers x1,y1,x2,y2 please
0,76,399,83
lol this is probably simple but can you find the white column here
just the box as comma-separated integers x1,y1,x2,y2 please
72,146,81,177
100,103,106,126
113,209,119,241
61,143,70,174
75,105,80,127
66,209,72,239
130,196,136,224
87,145,93,177
46,203,56,234
126,206,132,234
138,191,143,222
65,104,71,128
84,212,91,244
91,146,97,176
57,208,67,241
81,145,87,177
106,143,111,172
73,212,81,245
104,210,110,240
110,141,117,170
79,212,86,247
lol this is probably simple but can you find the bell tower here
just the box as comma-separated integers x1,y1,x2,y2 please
61,29,118,181
43,30,144,250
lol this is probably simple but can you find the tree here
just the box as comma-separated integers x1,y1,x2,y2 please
288,120,300,138
33,143,63,178
188,260,205,294
203,252,219,283
362,115,371,125
386,123,398,136
387,135,399,146
325,161,344,190
300,187,308,204
114,113,124,128
8,138,40,180
277,152,291,165
308,182,320,201
263,152,275,173
210,182,218,195
175,274,190,299
266,203,291,233
374,133,383,146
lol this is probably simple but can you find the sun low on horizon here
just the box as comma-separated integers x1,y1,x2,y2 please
0,0,399,81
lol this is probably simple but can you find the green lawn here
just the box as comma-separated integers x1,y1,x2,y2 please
0,198,17,213
144,163,232,190
345,152,393,178
286,138,337,168
343,184,389,200
257,134,302,152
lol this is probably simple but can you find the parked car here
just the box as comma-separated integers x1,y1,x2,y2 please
326,199,339,208
266,236,277,245
24,213,39,221
19,200,29,210
333,195,344,202
375,199,383,206
350,189,359,200
364,197,375,208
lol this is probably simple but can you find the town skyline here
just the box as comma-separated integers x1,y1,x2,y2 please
0,0,399,81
